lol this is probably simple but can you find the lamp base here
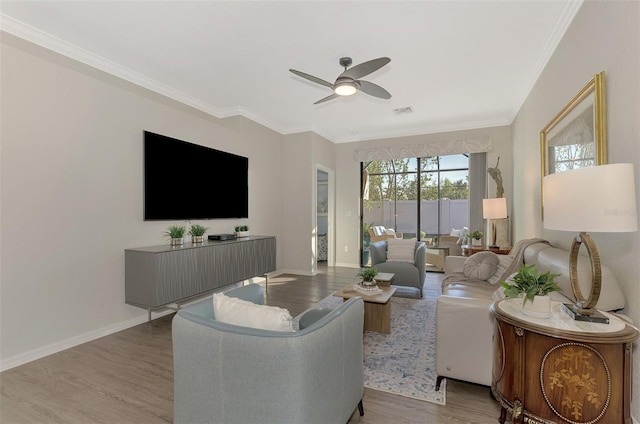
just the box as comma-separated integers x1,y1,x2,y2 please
561,303,609,324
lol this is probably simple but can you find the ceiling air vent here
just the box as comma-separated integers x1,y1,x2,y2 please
393,107,413,114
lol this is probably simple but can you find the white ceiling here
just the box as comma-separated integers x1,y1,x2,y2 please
1,1,582,143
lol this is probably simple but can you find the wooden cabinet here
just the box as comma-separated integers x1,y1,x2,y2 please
462,244,511,256
491,299,638,424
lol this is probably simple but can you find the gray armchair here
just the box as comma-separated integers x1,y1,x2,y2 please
370,240,426,297
172,284,365,424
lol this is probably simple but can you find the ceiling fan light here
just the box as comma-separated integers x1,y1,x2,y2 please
334,82,357,96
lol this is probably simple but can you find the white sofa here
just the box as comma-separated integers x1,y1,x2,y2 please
435,240,627,388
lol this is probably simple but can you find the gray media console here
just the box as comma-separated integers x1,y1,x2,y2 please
125,236,276,319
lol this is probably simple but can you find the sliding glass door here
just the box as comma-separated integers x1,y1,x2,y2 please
361,155,469,266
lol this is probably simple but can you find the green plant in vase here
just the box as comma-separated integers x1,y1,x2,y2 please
188,224,208,243
500,264,561,305
235,225,249,237
165,225,186,246
358,267,379,288
470,230,483,245
500,264,561,318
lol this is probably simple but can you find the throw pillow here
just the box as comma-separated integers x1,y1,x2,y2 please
213,292,294,332
386,238,416,263
487,255,516,285
463,251,500,281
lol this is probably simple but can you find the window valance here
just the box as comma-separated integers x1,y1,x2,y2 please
353,137,492,162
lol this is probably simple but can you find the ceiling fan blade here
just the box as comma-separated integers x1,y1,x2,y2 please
340,57,390,80
314,93,339,104
289,69,334,89
358,80,392,99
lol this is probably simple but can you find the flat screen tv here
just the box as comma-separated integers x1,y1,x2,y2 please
144,131,248,220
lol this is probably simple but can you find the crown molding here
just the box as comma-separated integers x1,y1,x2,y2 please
0,14,291,136
0,12,533,146
508,0,584,121
329,118,511,144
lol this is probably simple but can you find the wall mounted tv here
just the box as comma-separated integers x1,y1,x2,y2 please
144,131,248,220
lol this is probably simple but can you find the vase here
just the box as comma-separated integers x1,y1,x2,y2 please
236,231,249,238
522,295,551,319
472,239,482,246
170,237,184,246
192,236,204,243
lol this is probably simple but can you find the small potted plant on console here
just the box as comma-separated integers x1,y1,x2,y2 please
235,225,249,238
500,264,560,318
188,224,208,243
470,230,483,246
165,225,186,246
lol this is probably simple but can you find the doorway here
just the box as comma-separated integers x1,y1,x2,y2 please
315,166,335,271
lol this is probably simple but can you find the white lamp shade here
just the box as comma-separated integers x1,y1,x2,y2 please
483,197,507,219
543,163,638,232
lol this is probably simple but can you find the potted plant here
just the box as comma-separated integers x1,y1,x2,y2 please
500,264,561,318
470,230,483,246
235,225,249,238
165,225,186,246
188,224,208,243
358,267,379,288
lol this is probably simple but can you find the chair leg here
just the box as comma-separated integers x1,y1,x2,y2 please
358,399,364,416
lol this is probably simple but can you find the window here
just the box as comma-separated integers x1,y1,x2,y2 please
361,155,469,266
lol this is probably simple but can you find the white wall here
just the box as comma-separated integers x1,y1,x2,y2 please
511,0,640,416
334,126,513,267
0,35,284,368
281,133,314,274
279,131,335,274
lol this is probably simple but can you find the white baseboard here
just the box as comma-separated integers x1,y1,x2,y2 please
275,268,315,276
0,273,287,372
335,262,360,268
0,308,175,372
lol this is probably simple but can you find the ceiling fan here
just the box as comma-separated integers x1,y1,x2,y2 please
289,57,392,104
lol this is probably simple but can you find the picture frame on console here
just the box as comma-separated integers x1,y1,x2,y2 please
540,72,607,217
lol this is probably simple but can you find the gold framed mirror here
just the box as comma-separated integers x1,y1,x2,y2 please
540,71,607,217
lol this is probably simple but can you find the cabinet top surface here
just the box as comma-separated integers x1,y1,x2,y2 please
492,298,639,341
126,235,275,253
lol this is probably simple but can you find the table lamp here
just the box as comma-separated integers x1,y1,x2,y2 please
543,163,638,323
483,197,508,248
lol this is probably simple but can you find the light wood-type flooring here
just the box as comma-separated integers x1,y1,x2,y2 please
0,266,502,423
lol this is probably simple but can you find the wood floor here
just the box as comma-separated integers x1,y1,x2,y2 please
0,266,502,424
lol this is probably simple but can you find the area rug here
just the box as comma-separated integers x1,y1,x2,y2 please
295,289,446,405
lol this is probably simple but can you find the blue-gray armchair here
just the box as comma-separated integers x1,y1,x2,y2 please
370,240,426,297
172,284,365,424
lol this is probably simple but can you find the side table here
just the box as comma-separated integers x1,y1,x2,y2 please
491,298,638,424
462,244,511,257
334,285,397,334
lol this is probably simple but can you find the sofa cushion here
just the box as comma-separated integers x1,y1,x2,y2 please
386,238,415,263
442,282,495,300
487,255,517,285
463,252,500,281
371,226,385,236
213,292,294,332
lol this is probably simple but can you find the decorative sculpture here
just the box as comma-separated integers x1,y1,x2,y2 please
488,156,505,198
